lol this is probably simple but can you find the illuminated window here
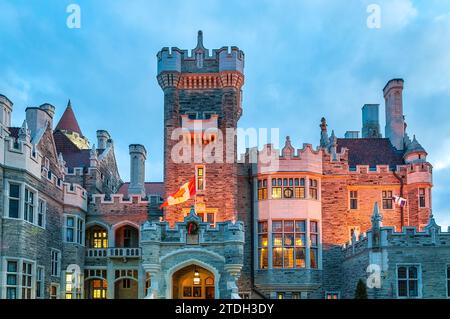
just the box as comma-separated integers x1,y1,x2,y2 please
258,221,268,269
196,166,205,192
419,188,426,208
271,179,282,199
294,178,305,199
326,292,339,299
92,279,107,299
350,190,358,210
272,220,306,269
310,221,319,269
277,292,285,299
309,179,318,200
257,179,268,200
382,190,393,209
92,229,108,248
8,183,20,218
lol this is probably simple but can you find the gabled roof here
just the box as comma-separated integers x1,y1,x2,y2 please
117,182,164,196
55,100,83,135
54,131,103,169
337,138,404,167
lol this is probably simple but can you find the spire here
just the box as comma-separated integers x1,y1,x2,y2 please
196,30,204,50
320,117,329,148
55,100,83,135
371,202,383,229
282,136,295,158
19,119,31,142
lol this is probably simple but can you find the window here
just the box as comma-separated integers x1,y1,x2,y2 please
382,190,393,209
51,249,61,277
36,266,44,299
122,279,131,289
8,183,20,218
277,292,285,299
326,292,339,299
257,179,268,200
397,265,420,298
292,292,300,299
93,230,108,248
310,221,319,269
186,112,197,120
350,191,358,210
66,217,75,242
6,261,18,299
145,273,152,296
50,284,59,299
258,221,268,269
447,266,450,298
77,218,84,245
194,212,216,226
294,178,305,199
22,261,33,299
24,188,35,223
419,188,426,208
124,228,132,248
272,220,306,269
37,199,46,228
309,179,318,200
92,280,107,299
196,166,205,192
271,179,282,199
65,270,82,299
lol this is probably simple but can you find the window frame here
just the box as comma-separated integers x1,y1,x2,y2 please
272,219,307,269
2,257,36,299
7,181,21,219
309,179,319,200
23,187,36,224
396,264,422,299
257,221,268,269
64,214,85,246
349,190,358,210
51,249,61,278
36,266,45,299
37,198,46,228
195,165,205,192
418,188,426,208
382,190,394,210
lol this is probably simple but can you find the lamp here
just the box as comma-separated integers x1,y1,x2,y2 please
193,267,200,285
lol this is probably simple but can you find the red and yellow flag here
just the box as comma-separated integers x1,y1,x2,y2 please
160,177,196,209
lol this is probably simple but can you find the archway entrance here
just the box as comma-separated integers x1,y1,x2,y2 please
172,264,215,299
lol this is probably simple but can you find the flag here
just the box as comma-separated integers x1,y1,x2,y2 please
160,177,196,209
393,195,407,208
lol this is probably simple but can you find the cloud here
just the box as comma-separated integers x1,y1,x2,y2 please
380,0,418,29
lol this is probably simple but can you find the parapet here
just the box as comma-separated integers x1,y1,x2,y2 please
383,78,404,97
157,31,244,75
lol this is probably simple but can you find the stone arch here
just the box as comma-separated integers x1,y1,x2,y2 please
111,220,140,246
165,258,221,299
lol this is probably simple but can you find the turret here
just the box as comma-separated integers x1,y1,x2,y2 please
128,144,147,197
384,79,405,150
25,103,55,138
403,135,427,164
362,104,381,138
0,94,13,131
96,130,111,150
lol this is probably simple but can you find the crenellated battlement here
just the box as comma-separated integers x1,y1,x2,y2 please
91,193,149,205
157,31,244,76
63,182,88,210
3,135,42,178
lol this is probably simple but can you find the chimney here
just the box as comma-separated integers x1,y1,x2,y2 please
362,104,381,138
25,103,55,138
128,144,147,197
344,131,359,139
383,79,405,150
96,130,111,149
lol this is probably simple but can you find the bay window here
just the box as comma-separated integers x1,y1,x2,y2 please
21,261,33,299
309,179,318,200
6,260,18,299
310,221,319,269
257,179,268,200
258,221,268,269
272,220,310,269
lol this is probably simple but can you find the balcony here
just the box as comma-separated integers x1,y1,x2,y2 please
85,248,141,259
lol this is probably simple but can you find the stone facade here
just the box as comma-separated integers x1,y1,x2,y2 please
0,32,448,300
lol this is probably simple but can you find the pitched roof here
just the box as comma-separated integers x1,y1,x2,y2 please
117,182,164,196
55,101,82,135
337,138,404,167
8,127,20,139
54,130,103,169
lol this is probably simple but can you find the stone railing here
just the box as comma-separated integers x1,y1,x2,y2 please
85,248,141,258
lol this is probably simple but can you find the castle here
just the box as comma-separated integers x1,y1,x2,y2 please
1,32,449,299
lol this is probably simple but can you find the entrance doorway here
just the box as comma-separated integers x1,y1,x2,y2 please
172,264,215,299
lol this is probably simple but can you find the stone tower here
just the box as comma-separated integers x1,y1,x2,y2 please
157,31,245,225
128,144,147,197
384,79,405,150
